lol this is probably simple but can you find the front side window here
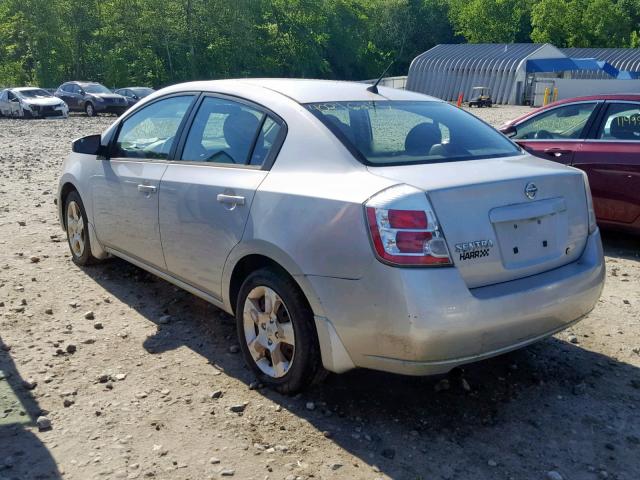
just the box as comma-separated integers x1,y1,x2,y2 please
598,103,640,140
181,96,271,165
306,101,520,165
514,103,597,140
112,95,194,159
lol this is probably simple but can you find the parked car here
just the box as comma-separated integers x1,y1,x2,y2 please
0,87,69,118
55,81,128,117
114,87,155,107
500,94,640,235
57,79,604,393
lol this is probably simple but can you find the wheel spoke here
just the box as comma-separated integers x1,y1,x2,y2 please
76,215,84,232
270,345,289,377
264,288,280,316
248,336,267,359
278,321,295,346
244,298,262,324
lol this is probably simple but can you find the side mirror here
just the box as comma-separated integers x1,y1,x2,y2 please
78,89,85,96
132,95,138,100
72,134,106,156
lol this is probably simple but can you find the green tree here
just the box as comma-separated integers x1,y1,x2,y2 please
448,0,532,43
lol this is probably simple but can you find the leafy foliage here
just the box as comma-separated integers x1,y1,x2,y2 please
0,0,637,88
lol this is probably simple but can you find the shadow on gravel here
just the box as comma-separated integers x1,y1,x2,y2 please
601,230,639,261
83,257,640,480
0,336,61,480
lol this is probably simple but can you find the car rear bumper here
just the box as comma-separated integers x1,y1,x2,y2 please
308,229,605,375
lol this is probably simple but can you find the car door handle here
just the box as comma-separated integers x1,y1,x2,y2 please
543,148,572,157
137,184,157,194
217,194,245,206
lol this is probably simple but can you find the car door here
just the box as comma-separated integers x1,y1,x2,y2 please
159,94,285,298
91,94,197,269
512,101,601,165
55,85,69,106
572,101,640,228
7,91,21,116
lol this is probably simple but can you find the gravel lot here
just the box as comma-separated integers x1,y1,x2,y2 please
1,105,639,480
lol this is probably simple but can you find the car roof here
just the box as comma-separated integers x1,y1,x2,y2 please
163,78,439,104
13,87,43,92
507,94,640,126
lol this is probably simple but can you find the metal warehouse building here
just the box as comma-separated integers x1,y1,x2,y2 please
406,43,640,105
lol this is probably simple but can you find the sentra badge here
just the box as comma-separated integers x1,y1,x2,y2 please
455,239,494,261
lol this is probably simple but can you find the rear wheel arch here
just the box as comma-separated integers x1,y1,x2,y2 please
60,182,79,229
228,254,314,317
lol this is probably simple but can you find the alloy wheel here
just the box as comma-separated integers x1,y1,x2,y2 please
243,286,295,378
66,201,85,258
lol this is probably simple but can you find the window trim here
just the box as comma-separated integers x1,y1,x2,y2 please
107,92,201,162
514,100,604,142
583,100,640,143
173,92,288,171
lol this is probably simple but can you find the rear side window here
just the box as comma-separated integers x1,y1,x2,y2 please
514,103,597,140
306,101,520,166
112,95,194,159
181,96,278,166
598,103,640,140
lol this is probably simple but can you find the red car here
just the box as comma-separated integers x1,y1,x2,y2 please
500,95,640,235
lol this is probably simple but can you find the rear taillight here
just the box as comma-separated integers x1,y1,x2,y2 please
365,184,452,266
581,172,597,234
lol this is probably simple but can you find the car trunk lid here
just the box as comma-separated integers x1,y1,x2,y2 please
367,155,590,288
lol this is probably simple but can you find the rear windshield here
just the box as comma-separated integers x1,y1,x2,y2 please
131,87,154,96
84,84,112,94
18,89,52,98
306,101,521,166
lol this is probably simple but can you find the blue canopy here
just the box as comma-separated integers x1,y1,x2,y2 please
526,57,639,79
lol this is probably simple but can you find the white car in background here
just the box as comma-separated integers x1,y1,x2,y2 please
0,87,69,118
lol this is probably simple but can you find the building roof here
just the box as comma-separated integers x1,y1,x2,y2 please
561,48,640,73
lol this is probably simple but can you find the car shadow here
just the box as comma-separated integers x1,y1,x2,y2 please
82,258,640,480
601,230,639,261
0,336,62,479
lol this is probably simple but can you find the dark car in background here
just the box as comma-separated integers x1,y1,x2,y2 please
500,95,640,235
114,87,155,107
55,81,128,117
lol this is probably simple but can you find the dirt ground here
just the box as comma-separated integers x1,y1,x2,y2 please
0,105,639,480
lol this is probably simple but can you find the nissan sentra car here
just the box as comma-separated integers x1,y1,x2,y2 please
57,79,605,393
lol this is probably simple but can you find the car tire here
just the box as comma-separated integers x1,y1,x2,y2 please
85,102,96,117
236,268,325,394
64,191,99,266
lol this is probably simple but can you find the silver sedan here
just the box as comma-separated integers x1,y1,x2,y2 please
57,79,605,393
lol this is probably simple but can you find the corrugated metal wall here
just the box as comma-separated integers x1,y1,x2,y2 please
406,44,545,104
